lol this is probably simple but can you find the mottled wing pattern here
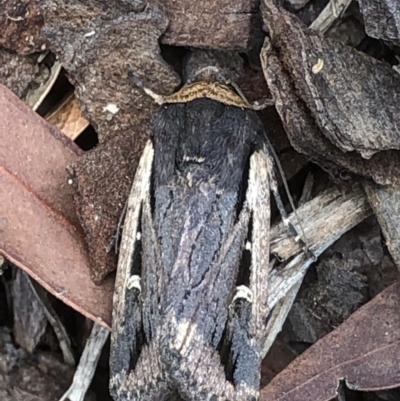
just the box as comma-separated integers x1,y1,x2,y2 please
111,99,275,401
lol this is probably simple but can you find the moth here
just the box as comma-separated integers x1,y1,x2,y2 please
110,55,308,401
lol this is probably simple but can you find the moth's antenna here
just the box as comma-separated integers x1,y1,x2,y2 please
263,134,316,261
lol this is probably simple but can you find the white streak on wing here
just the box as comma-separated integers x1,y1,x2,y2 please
232,285,253,303
127,275,141,291
173,319,198,355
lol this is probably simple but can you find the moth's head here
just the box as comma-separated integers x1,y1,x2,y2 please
183,50,244,86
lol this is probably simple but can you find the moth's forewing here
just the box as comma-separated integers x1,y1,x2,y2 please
110,141,154,394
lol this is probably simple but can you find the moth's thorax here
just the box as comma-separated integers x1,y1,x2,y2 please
152,97,263,189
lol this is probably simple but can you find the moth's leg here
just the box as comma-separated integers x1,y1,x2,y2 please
263,140,316,261
106,199,129,254
272,176,305,247
110,141,157,398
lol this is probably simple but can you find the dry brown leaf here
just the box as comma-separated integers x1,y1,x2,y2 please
261,282,400,401
0,83,113,327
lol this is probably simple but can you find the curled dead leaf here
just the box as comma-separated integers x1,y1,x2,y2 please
0,83,113,328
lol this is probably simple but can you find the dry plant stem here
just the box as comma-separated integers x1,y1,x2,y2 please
12,269,47,353
262,278,302,358
264,234,343,356
309,0,353,33
59,323,110,401
270,183,371,260
298,172,314,206
27,276,75,365
261,170,314,357
262,184,372,356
